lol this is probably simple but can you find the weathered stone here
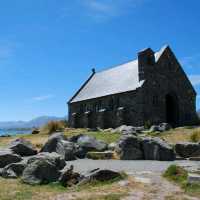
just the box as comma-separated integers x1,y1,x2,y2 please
86,151,114,160
2,161,27,178
142,137,175,161
59,165,81,187
79,169,122,184
9,138,37,156
112,125,137,135
41,133,77,161
40,132,65,152
159,123,172,132
68,134,84,143
31,129,40,135
115,135,143,160
0,150,22,168
188,173,200,184
108,143,116,151
22,152,65,185
27,152,66,170
175,142,200,158
149,125,160,132
77,135,107,152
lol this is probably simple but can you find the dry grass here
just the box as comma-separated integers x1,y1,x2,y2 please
160,126,200,144
0,176,142,200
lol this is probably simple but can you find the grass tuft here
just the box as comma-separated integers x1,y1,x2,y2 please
190,130,200,142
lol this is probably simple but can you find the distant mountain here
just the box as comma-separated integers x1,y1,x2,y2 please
0,116,66,129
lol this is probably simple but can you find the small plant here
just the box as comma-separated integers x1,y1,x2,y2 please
190,130,200,142
144,120,151,129
163,165,188,184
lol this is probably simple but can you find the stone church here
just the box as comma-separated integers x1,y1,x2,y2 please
68,45,198,128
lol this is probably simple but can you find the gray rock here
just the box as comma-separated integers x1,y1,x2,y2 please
22,152,66,185
31,129,40,135
27,152,66,170
9,138,37,156
115,135,143,160
0,150,22,168
113,125,137,135
40,132,65,152
159,123,171,132
149,125,160,132
59,165,81,187
79,169,122,184
86,151,114,160
108,143,116,151
41,133,77,161
142,137,175,161
56,140,77,161
68,134,84,143
77,135,107,152
2,161,27,178
175,142,200,158
188,173,200,184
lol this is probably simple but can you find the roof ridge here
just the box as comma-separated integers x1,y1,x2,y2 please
96,59,138,74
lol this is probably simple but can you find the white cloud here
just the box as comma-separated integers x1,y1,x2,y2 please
181,54,200,69
189,75,200,86
80,0,145,21
32,95,54,102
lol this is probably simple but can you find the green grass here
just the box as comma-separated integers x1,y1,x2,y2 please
163,165,200,198
64,130,121,144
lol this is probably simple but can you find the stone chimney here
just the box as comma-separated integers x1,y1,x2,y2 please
138,48,155,81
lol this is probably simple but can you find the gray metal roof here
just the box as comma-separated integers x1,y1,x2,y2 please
70,46,166,103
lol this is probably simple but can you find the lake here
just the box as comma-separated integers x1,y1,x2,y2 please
0,129,32,136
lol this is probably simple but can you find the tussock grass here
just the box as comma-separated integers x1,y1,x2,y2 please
190,130,200,142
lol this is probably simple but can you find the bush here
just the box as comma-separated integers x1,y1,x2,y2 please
42,120,66,135
163,165,188,184
144,120,151,129
190,130,200,142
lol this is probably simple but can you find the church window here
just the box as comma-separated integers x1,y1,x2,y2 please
153,95,158,106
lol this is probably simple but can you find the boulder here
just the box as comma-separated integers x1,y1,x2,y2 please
112,125,137,135
86,151,114,160
142,137,175,161
9,138,37,156
77,135,107,152
68,134,84,143
108,143,116,151
27,152,66,170
59,165,81,187
2,161,27,178
0,150,22,168
115,135,143,160
40,132,65,152
22,152,65,185
31,129,40,135
149,125,160,132
175,142,200,158
41,133,77,161
79,169,122,184
159,123,171,132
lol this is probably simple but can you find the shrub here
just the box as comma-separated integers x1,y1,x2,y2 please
144,120,151,129
42,120,66,135
163,165,188,184
190,130,200,142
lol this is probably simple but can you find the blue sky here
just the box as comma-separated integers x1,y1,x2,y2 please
0,0,200,121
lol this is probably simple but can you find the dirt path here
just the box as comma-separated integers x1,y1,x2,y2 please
124,172,199,200
51,172,199,200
